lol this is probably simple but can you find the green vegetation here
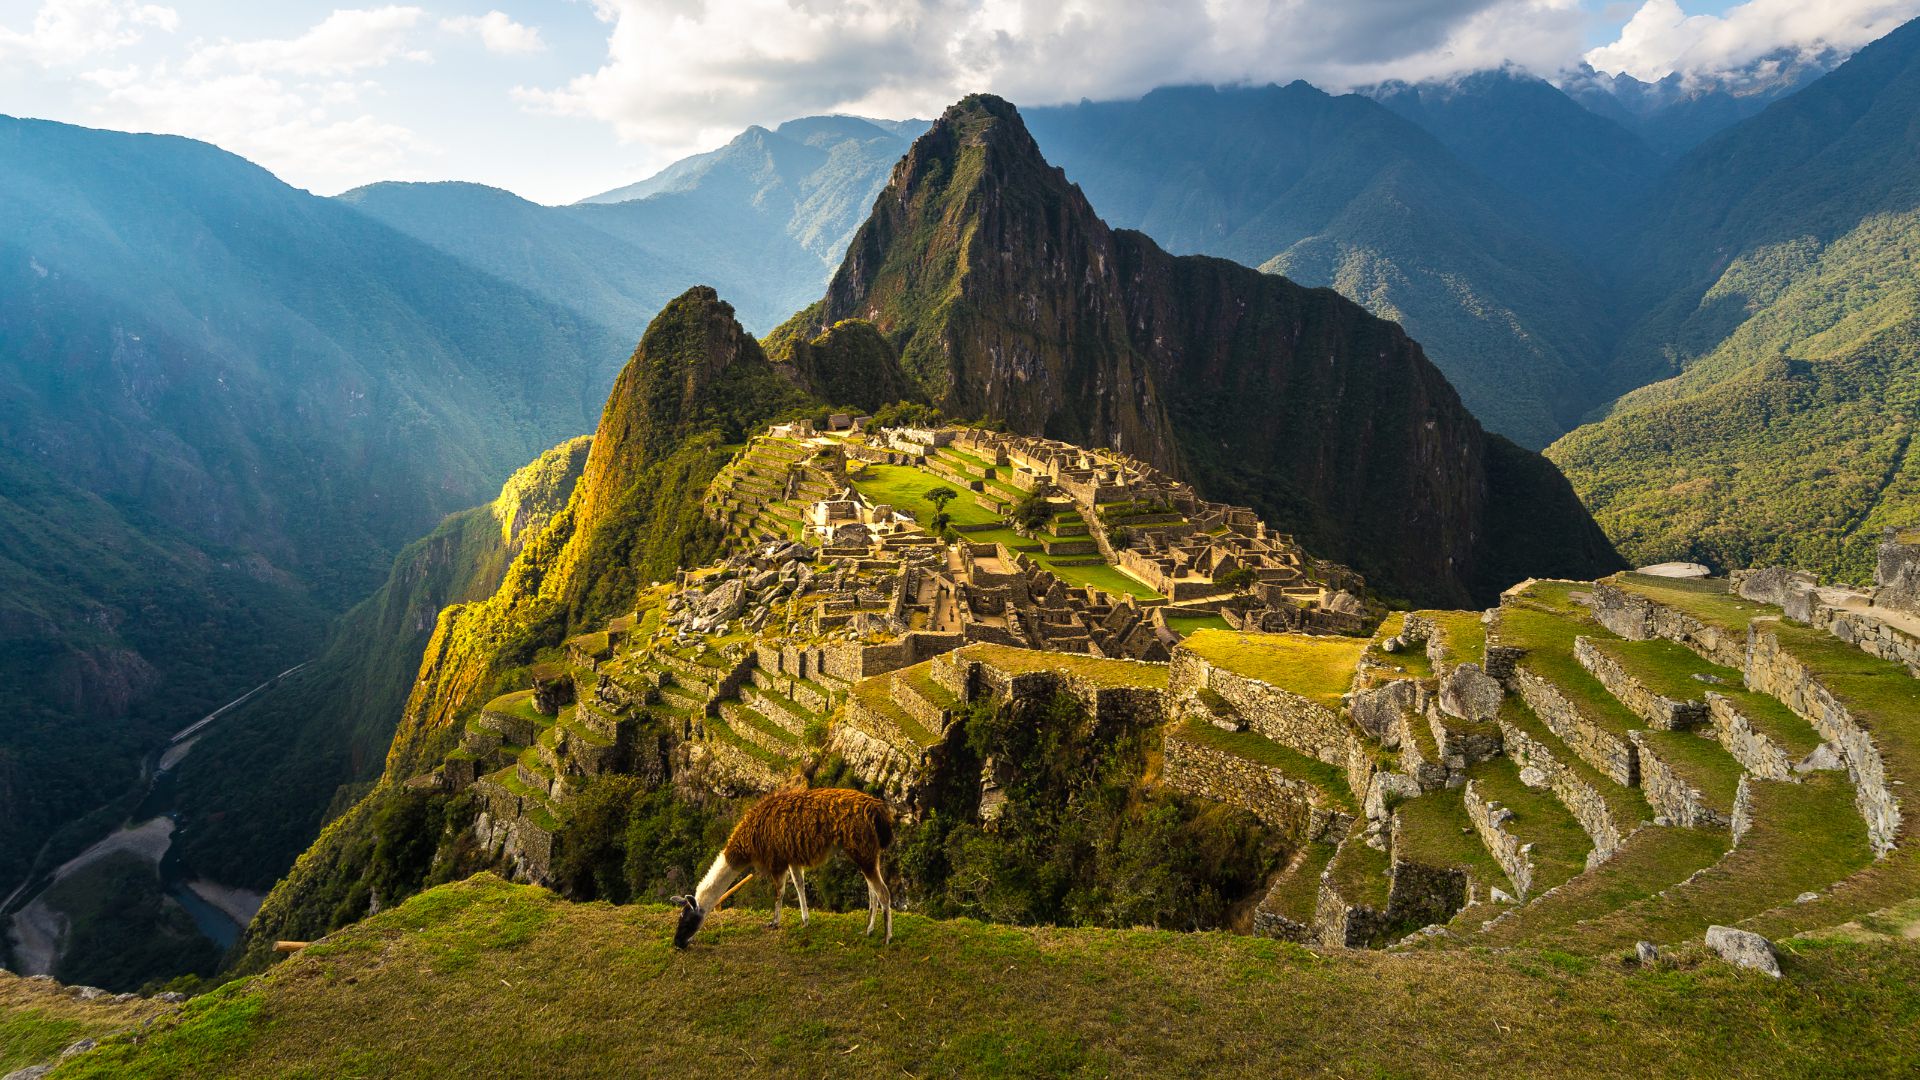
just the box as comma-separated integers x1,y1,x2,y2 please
1180,629,1367,708
849,464,1001,526
1393,787,1510,893
1464,758,1592,894
1163,612,1231,636
0,971,172,1074
51,874,1920,1077
1032,556,1160,600
898,693,1283,930
1477,825,1732,946
35,854,220,993
959,644,1169,690
1550,25,1920,580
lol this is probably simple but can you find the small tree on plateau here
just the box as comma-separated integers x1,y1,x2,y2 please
927,487,958,514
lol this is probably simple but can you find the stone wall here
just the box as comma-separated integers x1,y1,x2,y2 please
1574,637,1706,731
1877,529,1920,615
1463,779,1531,898
1170,649,1357,767
1588,582,1746,669
1629,731,1732,828
1312,875,1395,949
1161,729,1353,843
1745,625,1899,854
1512,668,1637,786
1823,608,1920,679
1495,711,1631,862
1706,693,1796,781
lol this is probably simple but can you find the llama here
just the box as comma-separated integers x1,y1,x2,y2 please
672,787,894,948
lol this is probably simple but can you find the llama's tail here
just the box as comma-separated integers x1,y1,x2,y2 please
872,800,894,851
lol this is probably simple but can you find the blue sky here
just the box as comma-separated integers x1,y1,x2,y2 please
0,0,1908,203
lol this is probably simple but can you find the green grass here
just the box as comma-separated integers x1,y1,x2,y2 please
1392,787,1509,892
1325,837,1392,910
1558,774,1874,951
1260,841,1338,924
1366,613,1434,679
958,643,1170,690
1497,606,1645,739
1164,613,1231,637
1173,718,1356,813
481,689,548,724
702,715,793,768
47,873,1920,1077
1475,824,1733,947
0,973,174,1073
1423,609,1488,667
1632,730,1746,815
1497,698,1650,833
1465,758,1594,895
1713,686,1825,758
1609,574,1777,636
1181,629,1367,709
1585,637,1729,704
1034,556,1160,600
850,676,940,748
848,463,1002,526
1740,622,1920,939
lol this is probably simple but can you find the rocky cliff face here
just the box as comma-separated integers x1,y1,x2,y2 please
800,95,1619,606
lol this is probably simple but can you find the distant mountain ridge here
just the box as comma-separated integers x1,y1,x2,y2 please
1549,16,1920,580
0,113,624,979
346,115,928,334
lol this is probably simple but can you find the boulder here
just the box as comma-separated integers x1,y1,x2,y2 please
1635,941,1660,965
1705,925,1781,977
1439,662,1503,722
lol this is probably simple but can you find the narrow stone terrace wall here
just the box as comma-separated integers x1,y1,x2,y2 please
1745,625,1899,854
1160,730,1351,843
1169,650,1357,766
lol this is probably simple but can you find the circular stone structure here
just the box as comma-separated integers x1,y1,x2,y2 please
1635,561,1711,578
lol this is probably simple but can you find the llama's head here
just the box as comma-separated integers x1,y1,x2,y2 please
670,895,705,949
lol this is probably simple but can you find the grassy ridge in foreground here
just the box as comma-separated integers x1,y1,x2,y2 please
50,874,1920,1078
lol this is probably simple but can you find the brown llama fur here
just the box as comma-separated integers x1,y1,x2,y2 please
673,788,894,947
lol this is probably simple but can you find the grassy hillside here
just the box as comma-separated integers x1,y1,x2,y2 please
43,874,1920,1078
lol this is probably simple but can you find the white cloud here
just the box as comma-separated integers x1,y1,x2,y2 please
1585,0,1920,82
88,63,428,188
0,0,178,67
66,8,441,192
516,0,1586,160
442,11,544,55
188,6,430,77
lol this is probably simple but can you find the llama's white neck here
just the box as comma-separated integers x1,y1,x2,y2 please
693,851,747,912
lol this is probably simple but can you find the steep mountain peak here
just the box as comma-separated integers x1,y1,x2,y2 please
810,95,1618,604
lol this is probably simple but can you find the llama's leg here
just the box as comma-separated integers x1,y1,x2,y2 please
791,867,810,925
769,864,786,928
879,875,893,945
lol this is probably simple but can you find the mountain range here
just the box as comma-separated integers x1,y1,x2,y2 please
6,17,1920,989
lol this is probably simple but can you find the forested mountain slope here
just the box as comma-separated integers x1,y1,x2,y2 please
1549,18,1920,580
0,114,620,910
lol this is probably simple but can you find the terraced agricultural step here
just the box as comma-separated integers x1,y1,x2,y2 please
1315,835,1395,948
1629,729,1745,828
1461,757,1593,900
1706,688,1831,780
658,683,707,712
1495,699,1648,861
719,701,801,757
1253,841,1338,942
1575,636,1713,731
700,714,794,776
1498,605,1644,785
1389,786,1508,912
892,663,961,737
741,684,820,737
1472,824,1732,947
1161,719,1356,840
1548,773,1873,952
